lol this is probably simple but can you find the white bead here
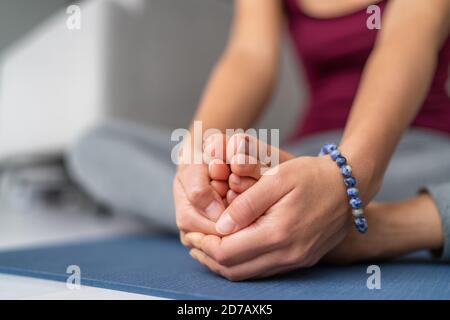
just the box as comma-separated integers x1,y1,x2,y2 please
352,208,364,218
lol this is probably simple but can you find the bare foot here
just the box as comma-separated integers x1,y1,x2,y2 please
324,192,444,264
203,133,230,207
204,133,294,205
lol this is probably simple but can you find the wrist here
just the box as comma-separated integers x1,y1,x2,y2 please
338,143,383,203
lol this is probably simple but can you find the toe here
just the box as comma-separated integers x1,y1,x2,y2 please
230,154,264,180
228,173,257,193
210,179,229,197
204,133,228,162
209,159,231,181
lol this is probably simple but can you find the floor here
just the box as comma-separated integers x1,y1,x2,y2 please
0,203,165,299
0,274,161,300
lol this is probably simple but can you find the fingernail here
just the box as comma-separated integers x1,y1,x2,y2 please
185,233,203,248
216,213,237,235
205,201,223,221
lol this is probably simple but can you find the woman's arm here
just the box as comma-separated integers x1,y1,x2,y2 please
192,0,283,132
340,0,450,201
182,1,450,280
174,0,284,235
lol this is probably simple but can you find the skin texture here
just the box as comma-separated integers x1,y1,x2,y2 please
185,135,444,280
175,0,450,280
325,193,444,264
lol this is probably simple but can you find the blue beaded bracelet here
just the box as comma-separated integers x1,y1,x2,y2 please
319,143,368,234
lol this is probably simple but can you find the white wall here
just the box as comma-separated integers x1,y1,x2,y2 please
0,0,110,158
0,0,304,159
0,0,68,53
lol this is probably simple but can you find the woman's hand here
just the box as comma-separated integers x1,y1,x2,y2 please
174,155,226,236
185,156,355,281
174,0,284,240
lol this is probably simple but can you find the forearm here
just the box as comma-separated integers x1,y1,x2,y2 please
192,51,277,133
340,44,438,200
339,0,450,202
180,52,277,160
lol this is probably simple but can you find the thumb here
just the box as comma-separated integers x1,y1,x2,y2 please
215,172,286,235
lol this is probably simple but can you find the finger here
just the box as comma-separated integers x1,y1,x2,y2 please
180,231,192,248
215,173,289,235
178,165,225,221
176,208,219,235
226,189,238,204
189,247,292,282
251,264,300,280
173,178,222,233
210,180,229,197
186,218,286,266
208,159,230,181
228,174,257,193
230,154,264,180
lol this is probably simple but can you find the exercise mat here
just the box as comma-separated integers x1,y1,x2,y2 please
0,234,448,299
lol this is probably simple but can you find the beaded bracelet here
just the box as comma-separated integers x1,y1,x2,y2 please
319,143,368,234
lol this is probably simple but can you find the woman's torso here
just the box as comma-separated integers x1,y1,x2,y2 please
284,0,450,140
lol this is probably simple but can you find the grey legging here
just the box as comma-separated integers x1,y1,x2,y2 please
66,120,450,259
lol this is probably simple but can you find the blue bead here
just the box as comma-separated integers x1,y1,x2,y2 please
349,197,362,209
321,143,337,155
347,187,359,197
330,149,341,161
335,156,347,167
320,145,329,155
344,176,356,187
354,217,368,233
340,165,352,177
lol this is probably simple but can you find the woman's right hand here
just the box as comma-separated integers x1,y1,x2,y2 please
174,162,225,236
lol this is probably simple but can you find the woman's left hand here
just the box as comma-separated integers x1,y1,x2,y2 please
184,156,355,281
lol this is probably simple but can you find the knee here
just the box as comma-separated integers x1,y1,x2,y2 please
65,123,116,185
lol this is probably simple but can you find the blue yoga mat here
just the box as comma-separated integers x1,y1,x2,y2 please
0,234,448,299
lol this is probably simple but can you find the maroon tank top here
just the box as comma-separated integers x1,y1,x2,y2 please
284,0,450,140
